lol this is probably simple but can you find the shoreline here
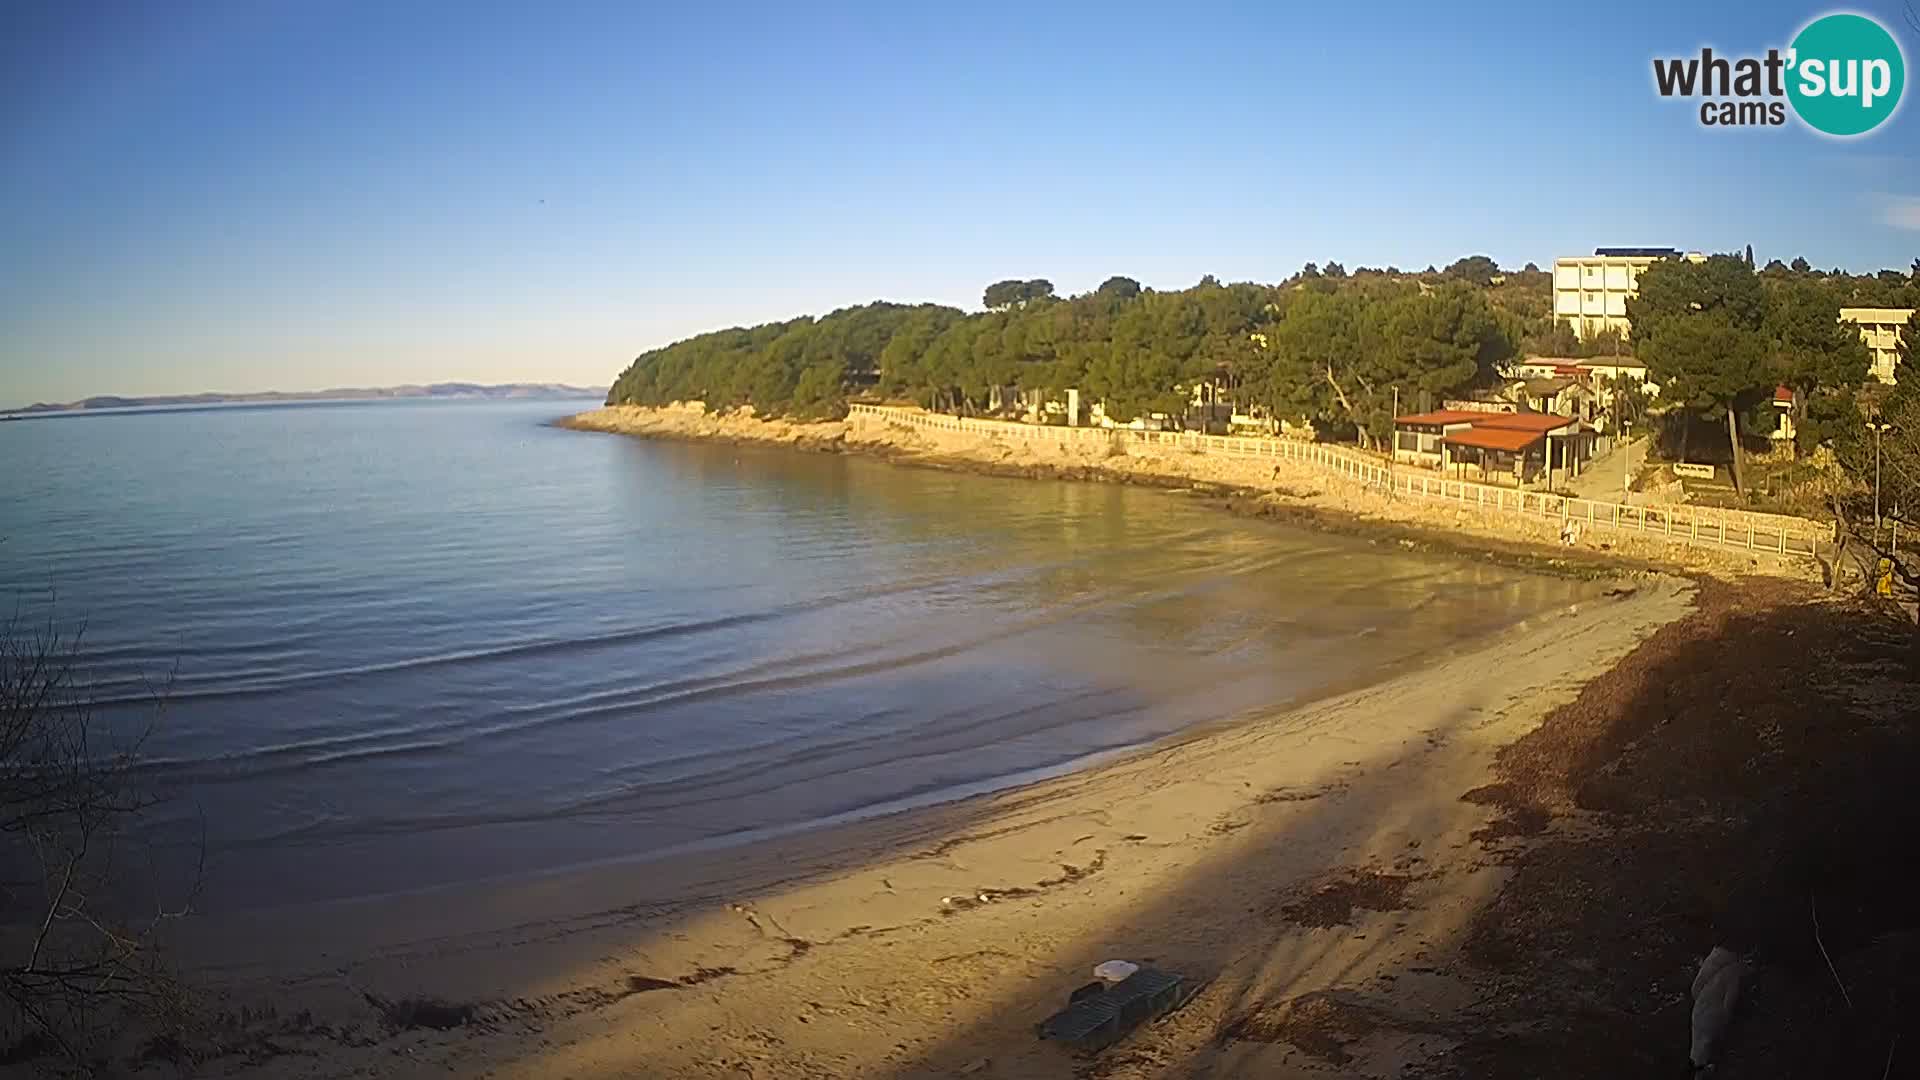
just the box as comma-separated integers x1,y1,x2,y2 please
146,416,1708,1076
10,403,1883,1077
557,404,1817,583
169,577,1697,1078
190,555,1575,928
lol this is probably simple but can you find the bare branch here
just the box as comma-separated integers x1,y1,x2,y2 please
1812,891,1853,1010
0,611,197,1068
25,838,84,975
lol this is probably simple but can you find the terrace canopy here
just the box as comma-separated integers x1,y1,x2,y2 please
1440,425,1549,486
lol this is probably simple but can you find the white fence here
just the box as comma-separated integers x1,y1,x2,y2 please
847,404,1830,560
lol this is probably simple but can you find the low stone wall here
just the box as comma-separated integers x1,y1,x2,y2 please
565,404,1826,578
848,405,1830,565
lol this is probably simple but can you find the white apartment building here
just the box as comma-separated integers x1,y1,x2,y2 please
1839,307,1913,384
1553,247,1705,339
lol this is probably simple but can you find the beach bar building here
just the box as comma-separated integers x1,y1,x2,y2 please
1396,410,1592,488
1392,410,1480,468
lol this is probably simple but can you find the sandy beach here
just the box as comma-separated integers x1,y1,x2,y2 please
161,546,1696,1076
15,5,1917,1072
116,409,1915,1078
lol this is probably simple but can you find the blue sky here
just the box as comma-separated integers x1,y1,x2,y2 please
2,0,1916,406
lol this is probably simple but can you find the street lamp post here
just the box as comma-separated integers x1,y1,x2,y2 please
1389,386,1398,497
1623,428,1631,505
1870,420,1894,530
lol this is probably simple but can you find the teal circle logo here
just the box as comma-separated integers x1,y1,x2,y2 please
1787,13,1905,137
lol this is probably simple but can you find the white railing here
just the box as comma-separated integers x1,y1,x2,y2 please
846,405,1829,560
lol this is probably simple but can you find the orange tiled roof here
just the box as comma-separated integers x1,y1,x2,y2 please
1474,412,1577,433
1442,427,1546,452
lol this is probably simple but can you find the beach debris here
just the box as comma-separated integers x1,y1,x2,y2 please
941,855,1110,915
1038,965,1196,1051
1093,959,1140,985
958,1058,990,1074
1275,868,1414,928
1689,945,1746,1069
940,889,1012,911
681,965,737,986
729,901,802,945
360,991,479,1032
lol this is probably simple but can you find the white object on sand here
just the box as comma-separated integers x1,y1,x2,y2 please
1093,960,1139,985
1690,946,1744,1068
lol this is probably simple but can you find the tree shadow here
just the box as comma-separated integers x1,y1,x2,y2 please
447,648,1524,1080
412,582,1671,1078
1438,578,1919,1077
147,577,1920,1079
847,578,1920,1079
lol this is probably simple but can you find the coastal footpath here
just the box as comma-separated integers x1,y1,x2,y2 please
560,403,1827,581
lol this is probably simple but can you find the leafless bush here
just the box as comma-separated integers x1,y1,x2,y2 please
0,614,195,1070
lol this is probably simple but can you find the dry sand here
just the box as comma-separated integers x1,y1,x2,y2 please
151,407,1706,1078
119,411,1908,1077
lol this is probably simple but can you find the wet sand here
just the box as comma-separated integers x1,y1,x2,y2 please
115,409,1908,1078
165,574,1698,1078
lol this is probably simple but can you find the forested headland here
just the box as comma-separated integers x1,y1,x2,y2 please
606,257,1920,455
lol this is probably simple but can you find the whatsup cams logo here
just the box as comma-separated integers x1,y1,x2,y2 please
1652,11,1907,136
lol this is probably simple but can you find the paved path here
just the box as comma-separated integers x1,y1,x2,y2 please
1567,435,1646,502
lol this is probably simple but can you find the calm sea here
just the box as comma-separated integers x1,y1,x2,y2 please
0,400,1591,909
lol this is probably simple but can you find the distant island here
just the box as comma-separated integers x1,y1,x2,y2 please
9,382,606,416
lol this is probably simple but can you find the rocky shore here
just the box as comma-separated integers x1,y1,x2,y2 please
558,403,1819,582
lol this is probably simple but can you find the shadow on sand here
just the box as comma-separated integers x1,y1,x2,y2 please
87,577,1918,1079
846,578,1920,1079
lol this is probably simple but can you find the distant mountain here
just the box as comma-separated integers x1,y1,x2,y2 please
11,383,606,415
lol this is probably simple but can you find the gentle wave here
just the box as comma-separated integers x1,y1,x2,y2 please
131,541,1327,784
134,581,1139,784
93,561,1016,710
3,402,1600,908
